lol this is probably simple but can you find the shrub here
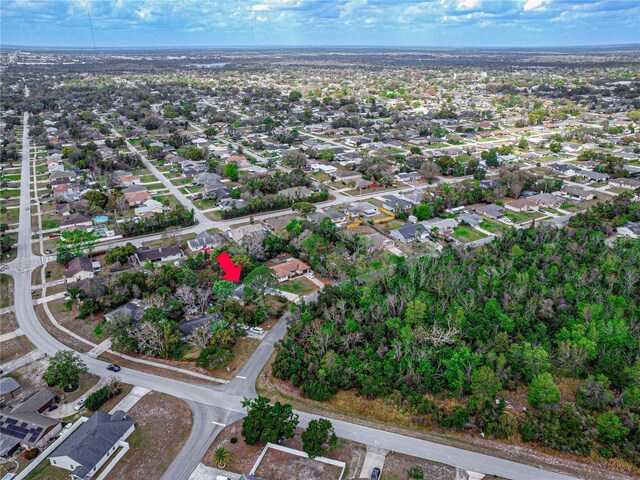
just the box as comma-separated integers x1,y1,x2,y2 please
528,373,560,408
84,384,121,411
24,448,38,460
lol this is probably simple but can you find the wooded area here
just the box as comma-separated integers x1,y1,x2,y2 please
274,198,640,466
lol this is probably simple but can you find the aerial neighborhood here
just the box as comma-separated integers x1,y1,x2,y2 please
0,40,639,480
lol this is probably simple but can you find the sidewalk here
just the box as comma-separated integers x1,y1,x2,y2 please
0,328,24,342
0,350,44,374
109,386,151,414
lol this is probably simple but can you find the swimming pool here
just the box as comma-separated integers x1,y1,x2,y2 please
94,215,108,223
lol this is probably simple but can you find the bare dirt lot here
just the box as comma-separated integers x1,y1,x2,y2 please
255,448,343,480
203,420,366,480
0,335,35,363
106,391,193,480
0,312,19,334
382,452,510,480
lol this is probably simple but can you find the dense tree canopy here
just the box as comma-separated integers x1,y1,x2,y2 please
273,210,640,464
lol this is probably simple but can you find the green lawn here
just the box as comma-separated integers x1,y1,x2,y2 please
41,218,60,230
452,225,488,242
479,218,509,234
0,189,20,199
504,210,544,224
0,274,13,308
279,276,318,296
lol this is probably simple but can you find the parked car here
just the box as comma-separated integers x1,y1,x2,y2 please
48,404,59,412
74,399,85,411
106,364,121,372
48,233,60,238
370,467,381,480
306,271,315,279
250,326,265,335
237,323,250,331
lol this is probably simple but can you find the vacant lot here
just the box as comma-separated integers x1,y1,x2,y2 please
203,421,365,480
382,452,458,480
1,274,14,308
106,392,193,480
256,448,343,480
0,336,36,363
0,312,19,334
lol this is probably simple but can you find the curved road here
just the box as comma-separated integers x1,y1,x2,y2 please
3,99,580,480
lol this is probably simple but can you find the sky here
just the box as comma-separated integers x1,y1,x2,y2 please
1,0,639,48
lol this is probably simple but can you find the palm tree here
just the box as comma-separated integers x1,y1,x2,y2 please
213,447,230,469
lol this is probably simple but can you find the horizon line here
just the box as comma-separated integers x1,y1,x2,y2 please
2,42,640,51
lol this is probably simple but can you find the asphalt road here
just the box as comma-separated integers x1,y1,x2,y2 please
4,99,581,480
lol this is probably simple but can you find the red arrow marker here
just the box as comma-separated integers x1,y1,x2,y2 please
216,251,242,282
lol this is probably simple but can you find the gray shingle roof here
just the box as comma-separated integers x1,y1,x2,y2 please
50,410,134,479
0,377,21,395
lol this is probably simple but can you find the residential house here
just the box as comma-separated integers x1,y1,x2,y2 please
134,199,164,216
422,217,459,233
278,186,313,200
610,178,640,189
177,313,224,339
123,185,151,206
457,211,483,227
346,202,378,217
474,204,505,219
135,246,184,265
504,199,539,212
0,389,62,457
60,213,93,230
396,171,423,182
528,193,562,208
0,378,22,404
48,411,135,480
104,299,143,323
193,172,222,185
617,221,640,239
118,175,141,187
187,231,223,252
264,215,302,232
364,232,394,250
559,185,596,201
390,223,431,243
226,224,265,244
383,195,413,213
309,207,347,225
270,258,311,282
64,256,96,284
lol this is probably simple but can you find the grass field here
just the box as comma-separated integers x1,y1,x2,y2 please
452,225,488,242
279,276,318,296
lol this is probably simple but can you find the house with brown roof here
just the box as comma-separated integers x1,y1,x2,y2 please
123,185,151,206
270,258,311,282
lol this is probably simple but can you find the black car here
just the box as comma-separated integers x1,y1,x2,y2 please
106,364,121,372
370,467,381,480
48,404,59,412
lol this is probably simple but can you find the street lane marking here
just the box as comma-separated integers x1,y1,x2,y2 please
236,375,247,379
212,421,226,427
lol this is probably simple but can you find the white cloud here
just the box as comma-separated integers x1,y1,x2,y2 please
457,0,482,10
523,0,549,12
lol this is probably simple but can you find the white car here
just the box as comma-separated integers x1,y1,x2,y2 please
306,272,315,279
250,326,265,335
74,399,85,411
